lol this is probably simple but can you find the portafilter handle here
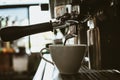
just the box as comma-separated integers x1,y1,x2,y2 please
0,22,53,41
0,20,76,42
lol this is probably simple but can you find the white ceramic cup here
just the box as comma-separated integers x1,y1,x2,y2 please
40,44,87,74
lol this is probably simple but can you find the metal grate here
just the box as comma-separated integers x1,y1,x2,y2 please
60,66,120,80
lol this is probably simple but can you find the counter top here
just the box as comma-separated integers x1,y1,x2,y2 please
33,54,120,80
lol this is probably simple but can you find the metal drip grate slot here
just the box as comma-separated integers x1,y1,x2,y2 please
60,66,120,80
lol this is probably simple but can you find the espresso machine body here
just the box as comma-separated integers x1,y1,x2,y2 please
50,0,120,70
97,0,120,70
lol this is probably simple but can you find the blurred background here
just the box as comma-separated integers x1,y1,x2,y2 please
0,0,55,80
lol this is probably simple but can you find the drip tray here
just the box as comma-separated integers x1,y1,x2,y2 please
60,66,120,80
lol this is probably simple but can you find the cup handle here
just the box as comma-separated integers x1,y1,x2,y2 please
40,48,54,65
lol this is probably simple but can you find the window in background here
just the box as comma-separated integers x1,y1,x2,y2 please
0,0,57,53
0,7,29,54
29,1,55,53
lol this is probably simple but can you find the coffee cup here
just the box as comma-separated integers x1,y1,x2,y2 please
40,44,87,74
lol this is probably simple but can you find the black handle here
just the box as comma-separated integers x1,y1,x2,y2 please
0,22,53,41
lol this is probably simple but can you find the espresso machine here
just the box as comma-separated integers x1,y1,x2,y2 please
0,0,120,71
